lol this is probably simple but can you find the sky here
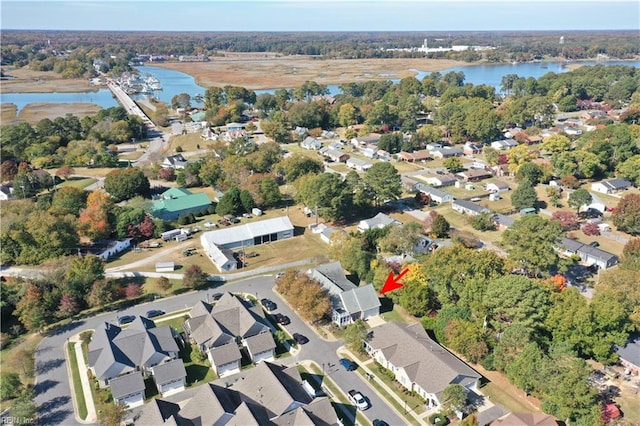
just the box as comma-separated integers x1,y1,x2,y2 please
2,0,639,32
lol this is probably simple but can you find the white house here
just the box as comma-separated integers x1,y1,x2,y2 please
357,213,402,232
151,359,187,397
452,200,491,216
490,139,518,150
591,178,632,195
300,136,322,150
91,239,132,260
415,184,454,204
364,322,481,410
162,154,189,169
423,174,457,187
485,181,510,193
346,158,373,172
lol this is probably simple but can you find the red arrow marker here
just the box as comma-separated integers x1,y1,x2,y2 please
380,268,409,295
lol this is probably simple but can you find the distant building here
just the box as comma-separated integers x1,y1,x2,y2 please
591,178,632,195
357,212,402,232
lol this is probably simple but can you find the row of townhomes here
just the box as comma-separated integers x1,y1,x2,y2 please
183,292,277,377
134,361,337,425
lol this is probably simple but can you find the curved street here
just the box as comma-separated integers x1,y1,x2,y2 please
34,275,405,426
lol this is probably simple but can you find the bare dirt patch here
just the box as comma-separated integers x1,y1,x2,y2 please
0,67,95,94
151,55,471,89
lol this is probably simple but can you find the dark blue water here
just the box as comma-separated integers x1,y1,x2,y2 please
2,60,638,111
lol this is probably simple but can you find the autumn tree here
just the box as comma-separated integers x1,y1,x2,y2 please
57,294,80,318
613,193,640,235
15,284,47,332
55,165,75,180
550,211,579,231
581,222,600,236
86,279,118,308
99,402,126,426
444,319,489,363
79,190,114,240
183,265,209,289
156,276,173,294
275,271,331,323
620,238,640,271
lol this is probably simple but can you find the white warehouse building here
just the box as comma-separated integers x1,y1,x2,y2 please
200,216,295,272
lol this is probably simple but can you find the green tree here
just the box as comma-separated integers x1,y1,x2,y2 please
484,275,551,332
10,389,37,423
501,215,563,277
511,179,538,211
431,214,450,238
86,279,117,308
338,103,358,127
239,189,255,213
277,155,323,182
616,155,640,186
342,319,368,353
377,222,423,255
441,384,467,416
183,265,209,289
99,402,126,426
363,162,401,206
613,193,640,235
103,168,150,202
296,172,352,221
0,373,22,401
542,134,572,153
444,319,488,363
567,188,592,213
259,177,282,207
483,146,499,166
470,212,496,231
516,162,543,184
50,186,87,216
65,255,105,300
443,157,463,173
216,186,242,216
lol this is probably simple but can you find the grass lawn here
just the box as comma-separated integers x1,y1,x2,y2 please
380,304,417,325
57,177,97,189
566,231,624,256
328,163,350,173
392,161,426,174
67,343,89,420
433,205,503,244
154,313,190,332
180,343,217,386
480,382,537,414
0,332,42,411
371,362,427,416
166,133,208,153
359,371,422,425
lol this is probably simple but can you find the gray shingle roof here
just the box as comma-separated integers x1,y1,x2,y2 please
453,199,491,214
134,399,181,426
178,383,241,425
244,331,276,356
152,359,187,385
109,371,145,400
227,401,270,426
232,362,313,419
88,317,178,382
616,335,640,368
210,343,242,366
359,212,401,229
416,184,451,199
367,322,481,395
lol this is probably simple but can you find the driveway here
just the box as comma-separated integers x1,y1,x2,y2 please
35,275,404,425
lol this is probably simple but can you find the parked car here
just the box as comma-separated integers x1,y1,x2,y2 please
118,315,135,325
348,389,370,410
275,272,284,279
229,217,240,224
273,313,290,326
211,292,223,301
217,219,230,226
293,333,308,345
589,241,600,247
146,309,165,318
373,420,389,426
261,298,277,312
340,358,358,371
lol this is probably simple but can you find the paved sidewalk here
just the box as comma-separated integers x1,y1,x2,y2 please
67,336,97,424
338,346,429,425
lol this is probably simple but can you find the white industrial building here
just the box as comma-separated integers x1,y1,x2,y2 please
200,216,295,272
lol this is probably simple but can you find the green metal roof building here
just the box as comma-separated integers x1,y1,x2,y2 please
151,188,212,220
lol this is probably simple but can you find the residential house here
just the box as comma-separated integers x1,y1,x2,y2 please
110,371,146,408
402,176,419,192
430,147,464,159
226,122,244,132
162,154,188,169
351,135,381,147
362,147,378,159
346,158,373,172
319,147,349,163
301,136,322,150
135,361,336,425
293,127,309,138
202,127,219,141
423,174,457,188
0,184,13,201
452,200,491,216
556,238,619,269
152,359,187,397
151,187,212,221
426,143,442,151
490,139,518,150
491,164,511,177
525,135,543,145
377,149,391,161
83,238,132,260
357,212,402,232
320,226,346,244
616,335,640,375
463,142,483,156
307,262,381,326
183,293,276,377
415,184,454,204
398,150,432,162
591,178,632,195
485,181,510,193
492,413,558,426
329,141,345,151
493,214,515,230
364,321,481,410
87,316,181,388
456,169,493,182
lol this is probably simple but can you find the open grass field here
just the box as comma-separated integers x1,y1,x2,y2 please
57,177,97,189
1,68,96,93
1,102,103,125
152,55,470,89
1,103,17,123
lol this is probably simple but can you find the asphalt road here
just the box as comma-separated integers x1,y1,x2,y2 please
34,275,403,426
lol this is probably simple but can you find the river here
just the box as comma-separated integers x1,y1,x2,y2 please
2,60,639,112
